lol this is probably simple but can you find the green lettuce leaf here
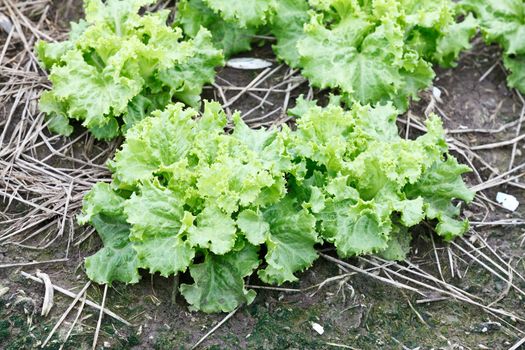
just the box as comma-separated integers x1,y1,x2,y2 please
176,0,256,57
84,214,140,284
378,226,412,261
405,157,475,240
434,13,478,67
35,20,89,69
297,16,415,109
187,206,237,254
78,182,126,225
463,0,525,55
158,29,226,107
504,55,525,93
124,179,185,240
258,197,319,285
237,209,270,245
295,0,472,110
203,0,274,28
463,0,525,93
290,101,471,259
270,0,310,67
38,91,74,136
134,236,195,277
109,103,209,188
180,241,260,313
317,198,390,257
48,49,142,132
174,0,472,109
80,102,293,312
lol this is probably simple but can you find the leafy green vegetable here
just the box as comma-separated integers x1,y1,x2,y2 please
84,214,141,285
176,0,256,57
180,240,260,313
434,13,479,67
462,0,525,55
258,197,319,285
296,0,476,110
33,0,476,315
80,101,302,312
287,101,474,258
269,0,310,67
504,55,525,93
203,0,274,28
80,100,473,313
176,0,475,109
177,0,308,65
79,183,140,284
36,0,223,139
405,157,474,240
462,0,525,94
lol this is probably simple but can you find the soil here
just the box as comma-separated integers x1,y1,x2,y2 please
1,2,524,350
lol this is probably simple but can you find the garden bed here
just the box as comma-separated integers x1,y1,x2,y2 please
1,1,524,349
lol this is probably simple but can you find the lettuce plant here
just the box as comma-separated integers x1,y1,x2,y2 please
176,0,476,110
37,0,224,140
462,0,525,94
297,0,477,110
79,102,307,312
79,101,474,313
288,101,475,257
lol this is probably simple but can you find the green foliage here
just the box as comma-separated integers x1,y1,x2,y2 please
80,102,300,312
504,55,525,93
180,240,260,313
268,0,310,67
80,101,474,313
462,0,525,55
35,0,477,315
176,0,476,110
36,0,224,139
176,0,257,58
287,101,474,257
462,0,525,94
296,0,476,110
203,0,274,28
434,13,478,68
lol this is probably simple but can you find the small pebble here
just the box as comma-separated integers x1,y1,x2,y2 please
496,192,519,211
311,322,324,335
226,58,273,70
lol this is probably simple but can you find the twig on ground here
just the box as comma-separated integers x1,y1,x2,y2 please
92,284,108,350
509,336,525,350
41,281,91,348
320,253,424,296
479,59,500,82
59,289,87,350
0,258,67,269
508,100,525,172
325,342,359,349
20,271,131,326
470,133,525,151
190,308,239,350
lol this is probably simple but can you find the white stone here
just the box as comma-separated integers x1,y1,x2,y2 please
432,86,443,103
496,192,519,211
226,58,273,70
311,322,324,335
